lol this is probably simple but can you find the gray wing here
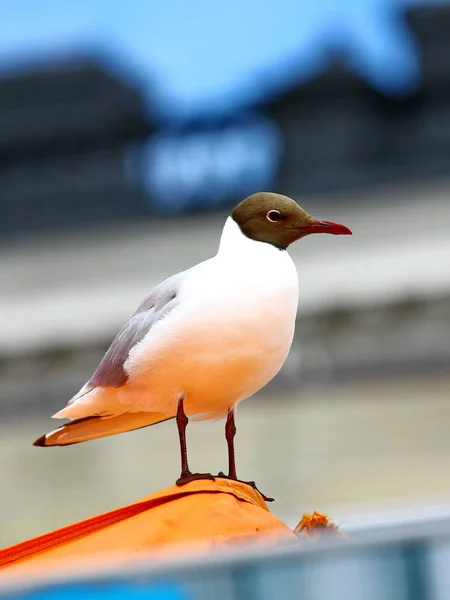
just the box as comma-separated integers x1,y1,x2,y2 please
88,270,186,389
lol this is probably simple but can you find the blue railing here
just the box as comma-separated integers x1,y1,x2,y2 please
3,514,450,600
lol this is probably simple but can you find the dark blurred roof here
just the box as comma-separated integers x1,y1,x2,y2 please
406,4,450,94
256,3,450,113
0,57,156,237
261,62,375,115
0,58,154,161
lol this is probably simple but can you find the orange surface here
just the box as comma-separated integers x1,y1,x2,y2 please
0,479,296,579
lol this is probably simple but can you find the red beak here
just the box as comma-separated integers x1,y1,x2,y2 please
301,219,352,236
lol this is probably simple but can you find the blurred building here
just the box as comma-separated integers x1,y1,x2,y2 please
0,1,450,546
260,5,450,196
0,57,153,237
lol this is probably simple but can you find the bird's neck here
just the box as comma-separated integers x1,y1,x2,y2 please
217,217,284,262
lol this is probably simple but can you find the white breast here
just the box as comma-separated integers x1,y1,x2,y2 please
124,218,299,419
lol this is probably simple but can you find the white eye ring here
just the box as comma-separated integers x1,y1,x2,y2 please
266,210,282,223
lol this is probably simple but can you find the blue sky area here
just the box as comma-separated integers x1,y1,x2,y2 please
1,0,446,122
1,0,448,211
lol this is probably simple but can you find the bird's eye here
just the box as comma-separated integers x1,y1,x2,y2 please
266,210,282,223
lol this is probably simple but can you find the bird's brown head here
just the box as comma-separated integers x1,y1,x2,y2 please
231,192,352,250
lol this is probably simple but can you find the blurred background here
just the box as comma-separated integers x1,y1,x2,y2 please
1,0,450,547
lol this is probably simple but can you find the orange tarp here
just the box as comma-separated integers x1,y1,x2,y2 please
0,478,340,585
0,479,297,580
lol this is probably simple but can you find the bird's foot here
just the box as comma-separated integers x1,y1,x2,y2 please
176,471,216,486
215,472,274,502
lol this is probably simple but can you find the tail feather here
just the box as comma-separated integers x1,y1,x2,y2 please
33,411,173,447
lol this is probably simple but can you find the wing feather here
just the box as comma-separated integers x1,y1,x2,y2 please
88,271,184,389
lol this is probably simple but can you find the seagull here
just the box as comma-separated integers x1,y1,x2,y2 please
34,192,351,496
